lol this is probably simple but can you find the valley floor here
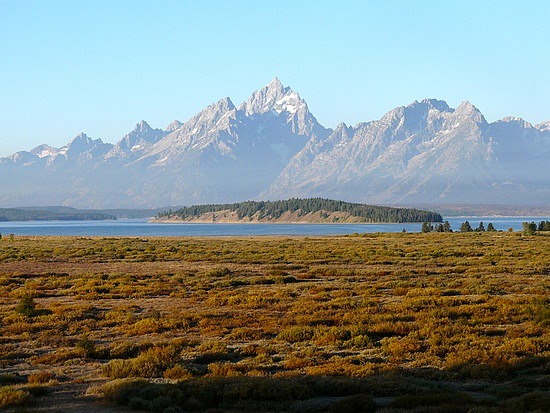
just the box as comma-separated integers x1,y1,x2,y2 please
0,233,548,412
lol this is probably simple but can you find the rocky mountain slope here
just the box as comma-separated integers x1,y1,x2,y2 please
263,99,550,205
1,79,548,208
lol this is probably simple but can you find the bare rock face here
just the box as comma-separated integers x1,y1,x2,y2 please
106,121,165,160
0,79,548,208
263,99,550,206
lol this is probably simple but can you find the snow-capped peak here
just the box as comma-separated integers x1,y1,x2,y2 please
535,120,550,132
267,76,283,89
274,91,306,115
499,116,533,129
30,144,59,158
3,78,548,209
240,78,290,116
238,77,309,118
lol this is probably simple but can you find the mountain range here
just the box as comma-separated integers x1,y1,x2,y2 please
1,78,549,208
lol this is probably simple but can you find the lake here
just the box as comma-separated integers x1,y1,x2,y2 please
0,217,547,237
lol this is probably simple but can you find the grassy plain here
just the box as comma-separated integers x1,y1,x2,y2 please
0,233,549,412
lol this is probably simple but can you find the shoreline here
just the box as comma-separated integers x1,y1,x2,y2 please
150,218,424,225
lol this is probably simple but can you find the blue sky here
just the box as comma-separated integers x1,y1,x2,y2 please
1,0,549,156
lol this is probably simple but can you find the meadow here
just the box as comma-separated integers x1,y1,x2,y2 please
0,232,548,412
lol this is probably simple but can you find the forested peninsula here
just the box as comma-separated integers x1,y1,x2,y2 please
155,198,443,224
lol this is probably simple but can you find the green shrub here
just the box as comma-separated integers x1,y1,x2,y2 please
0,373,26,385
75,335,98,358
100,378,149,404
109,342,147,359
103,359,134,379
16,295,37,317
529,298,550,327
277,326,315,343
103,345,180,379
102,379,186,412
206,267,231,277
0,386,32,409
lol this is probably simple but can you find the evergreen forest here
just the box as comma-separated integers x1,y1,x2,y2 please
158,198,443,223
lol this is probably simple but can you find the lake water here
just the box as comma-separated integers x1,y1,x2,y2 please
0,217,547,237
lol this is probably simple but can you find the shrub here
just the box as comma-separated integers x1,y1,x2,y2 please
503,391,550,412
206,267,231,277
101,379,186,411
164,365,193,380
26,384,49,397
208,362,243,377
529,298,550,327
275,275,298,284
0,373,26,385
328,393,377,413
100,378,149,404
103,359,134,379
28,371,55,384
0,386,32,409
277,326,315,343
109,342,147,359
390,391,474,410
213,377,314,403
16,295,37,317
75,335,98,358
103,345,180,379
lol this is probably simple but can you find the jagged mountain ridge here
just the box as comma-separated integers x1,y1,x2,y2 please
262,99,550,205
0,78,330,208
1,79,549,208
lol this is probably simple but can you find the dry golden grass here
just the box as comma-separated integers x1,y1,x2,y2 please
0,232,548,412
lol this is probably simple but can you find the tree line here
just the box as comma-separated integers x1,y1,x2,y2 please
0,208,116,222
158,198,443,223
522,220,550,235
422,220,550,234
422,220,497,233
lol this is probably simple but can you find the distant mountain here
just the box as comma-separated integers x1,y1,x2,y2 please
106,121,166,160
263,99,550,205
0,79,548,208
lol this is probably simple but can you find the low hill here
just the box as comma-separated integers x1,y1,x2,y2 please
155,198,443,224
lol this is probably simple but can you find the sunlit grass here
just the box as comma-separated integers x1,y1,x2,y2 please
0,232,548,411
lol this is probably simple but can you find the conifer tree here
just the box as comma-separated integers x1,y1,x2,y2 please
521,221,537,235
460,221,473,232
